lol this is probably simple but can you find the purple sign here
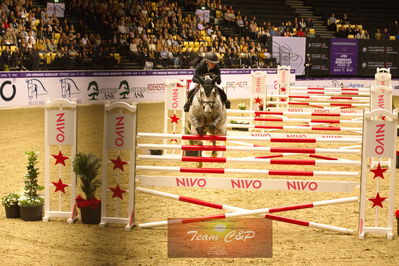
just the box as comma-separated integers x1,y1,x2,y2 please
329,38,358,75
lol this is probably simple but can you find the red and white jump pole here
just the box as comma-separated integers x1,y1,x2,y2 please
288,90,370,96
137,143,361,154
269,101,369,108
138,154,360,166
271,95,369,103
137,187,357,234
227,116,362,125
137,165,358,177
289,87,370,93
138,132,361,143
225,124,363,132
227,108,364,116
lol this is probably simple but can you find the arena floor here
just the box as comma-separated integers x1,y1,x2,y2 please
0,101,398,265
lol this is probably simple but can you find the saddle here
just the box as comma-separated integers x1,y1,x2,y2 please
184,86,230,112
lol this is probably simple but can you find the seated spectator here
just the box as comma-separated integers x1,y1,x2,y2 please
375,28,382,39
360,30,370,39
296,27,304,37
342,13,350,25
336,25,347,38
382,28,390,40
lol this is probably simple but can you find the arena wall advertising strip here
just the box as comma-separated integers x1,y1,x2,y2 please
329,38,359,75
306,38,330,76
0,69,295,109
272,36,306,75
358,39,399,76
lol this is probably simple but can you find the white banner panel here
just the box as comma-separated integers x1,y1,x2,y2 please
166,81,186,110
106,113,134,150
251,71,266,95
272,37,306,76
364,120,395,157
138,175,358,193
47,109,74,145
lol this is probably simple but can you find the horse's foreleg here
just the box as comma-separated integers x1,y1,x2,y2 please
211,140,217,157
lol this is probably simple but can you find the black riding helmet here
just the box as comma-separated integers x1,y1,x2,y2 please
204,52,219,64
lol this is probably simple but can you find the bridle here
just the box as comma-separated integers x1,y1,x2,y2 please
196,86,216,110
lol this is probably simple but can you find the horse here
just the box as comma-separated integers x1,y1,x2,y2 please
187,75,227,160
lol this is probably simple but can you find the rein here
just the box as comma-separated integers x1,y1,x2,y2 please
196,87,217,109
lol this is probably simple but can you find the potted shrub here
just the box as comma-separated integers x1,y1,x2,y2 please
1,192,21,218
232,102,249,131
230,120,249,131
73,153,101,224
18,151,44,221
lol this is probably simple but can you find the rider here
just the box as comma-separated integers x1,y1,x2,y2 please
183,51,230,112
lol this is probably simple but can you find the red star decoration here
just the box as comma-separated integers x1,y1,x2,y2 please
368,193,387,208
280,87,287,92
381,116,386,121
52,150,69,166
111,155,128,171
254,97,262,104
51,178,69,193
281,98,287,102
169,114,180,124
369,163,388,179
255,112,261,118
109,184,127,200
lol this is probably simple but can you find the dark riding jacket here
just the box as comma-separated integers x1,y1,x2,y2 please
192,59,221,85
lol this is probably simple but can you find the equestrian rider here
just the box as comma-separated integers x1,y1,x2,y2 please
184,51,230,112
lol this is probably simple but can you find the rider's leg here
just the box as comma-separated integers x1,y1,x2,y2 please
184,82,200,112
217,87,231,109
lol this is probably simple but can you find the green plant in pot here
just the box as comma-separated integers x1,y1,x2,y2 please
18,151,44,221
73,153,101,224
2,192,21,218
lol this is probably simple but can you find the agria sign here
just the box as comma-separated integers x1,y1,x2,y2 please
87,80,142,100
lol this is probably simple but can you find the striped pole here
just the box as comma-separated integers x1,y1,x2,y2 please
227,108,364,116
136,165,359,177
137,144,361,154
137,187,356,234
138,155,360,166
227,116,362,125
270,95,369,102
289,86,370,92
289,91,370,96
138,132,361,143
269,101,369,108
226,124,363,132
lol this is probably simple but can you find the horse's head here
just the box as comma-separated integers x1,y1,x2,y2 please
195,75,219,118
198,75,217,97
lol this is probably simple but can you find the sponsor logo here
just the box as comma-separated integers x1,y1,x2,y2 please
26,78,48,99
60,78,80,98
147,83,166,92
0,80,16,101
226,81,248,90
119,80,130,99
88,81,100,100
348,83,365,88
119,80,145,99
